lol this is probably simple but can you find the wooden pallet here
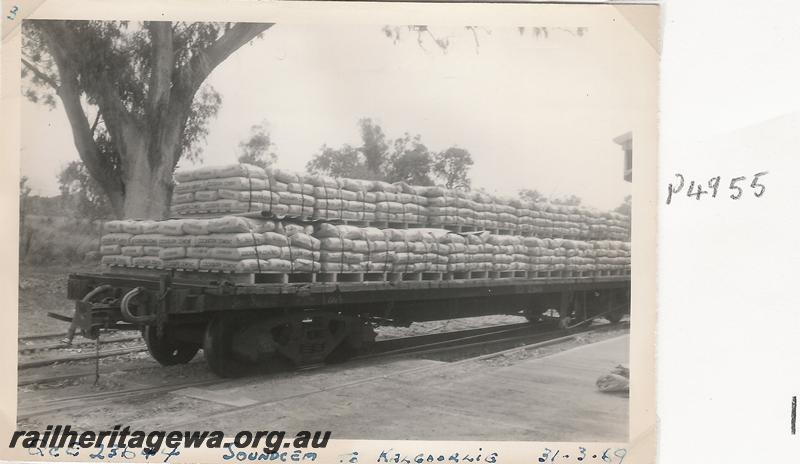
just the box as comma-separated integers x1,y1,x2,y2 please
315,272,388,283
328,220,425,230
106,265,628,286
487,270,515,279
443,224,481,233
532,270,566,279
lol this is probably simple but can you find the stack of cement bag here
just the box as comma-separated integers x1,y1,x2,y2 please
386,228,451,273
99,218,629,275
593,240,632,272
99,216,320,273
168,163,630,241
309,178,428,225
421,187,491,229
309,176,375,222
464,234,493,272
588,212,630,241
485,234,529,272
525,237,599,273
375,182,428,224
314,224,394,273
170,164,314,218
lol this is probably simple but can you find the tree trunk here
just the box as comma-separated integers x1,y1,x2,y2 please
37,21,273,221
120,138,178,220
122,177,171,219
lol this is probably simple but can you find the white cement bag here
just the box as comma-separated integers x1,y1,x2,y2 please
319,251,363,264
192,190,220,202
290,259,321,273
186,247,210,258
319,237,354,251
281,247,320,262
121,246,145,257
161,258,200,270
208,244,283,261
101,233,133,246
102,255,132,266
157,235,194,247
100,244,121,255
132,256,164,268
194,233,263,248
205,177,267,191
159,247,187,260
288,233,320,250
181,219,211,235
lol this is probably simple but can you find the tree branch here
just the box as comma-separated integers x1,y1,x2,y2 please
21,57,59,89
163,22,273,171
146,21,174,115
177,22,274,97
89,111,101,137
36,21,125,208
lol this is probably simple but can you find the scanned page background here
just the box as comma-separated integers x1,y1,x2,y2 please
0,1,659,462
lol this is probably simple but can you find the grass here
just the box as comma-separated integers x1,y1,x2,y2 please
19,215,103,266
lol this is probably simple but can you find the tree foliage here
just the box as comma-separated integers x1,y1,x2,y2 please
359,118,389,175
238,121,278,170
21,20,270,218
306,119,473,188
519,189,545,203
386,133,433,185
519,189,584,206
433,147,474,189
551,194,583,206
57,161,115,220
615,195,631,216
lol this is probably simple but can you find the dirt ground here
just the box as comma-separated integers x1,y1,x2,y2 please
18,263,99,337
18,330,630,441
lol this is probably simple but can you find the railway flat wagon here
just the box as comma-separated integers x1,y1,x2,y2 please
56,268,631,377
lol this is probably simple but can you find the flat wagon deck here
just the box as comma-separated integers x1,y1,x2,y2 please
57,268,630,377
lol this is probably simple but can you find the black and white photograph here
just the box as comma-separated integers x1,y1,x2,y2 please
11,3,655,455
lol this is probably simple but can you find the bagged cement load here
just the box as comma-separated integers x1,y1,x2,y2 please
282,229,321,273
171,164,291,217
132,256,164,268
101,233,134,246
101,255,132,266
100,244,121,255
199,258,292,273
161,258,200,270
175,163,266,182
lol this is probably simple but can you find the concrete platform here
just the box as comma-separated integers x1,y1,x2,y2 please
182,335,630,442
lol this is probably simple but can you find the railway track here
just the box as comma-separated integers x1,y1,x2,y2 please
17,319,624,383
18,331,148,371
17,321,540,377
18,335,141,354
18,319,627,422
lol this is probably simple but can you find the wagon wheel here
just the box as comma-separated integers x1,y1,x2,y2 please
558,293,578,330
604,309,624,323
604,290,630,323
203,314,252,378
604,301,630,323
142,326,200,366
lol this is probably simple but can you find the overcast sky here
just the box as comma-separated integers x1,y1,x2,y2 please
20,10,655,210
